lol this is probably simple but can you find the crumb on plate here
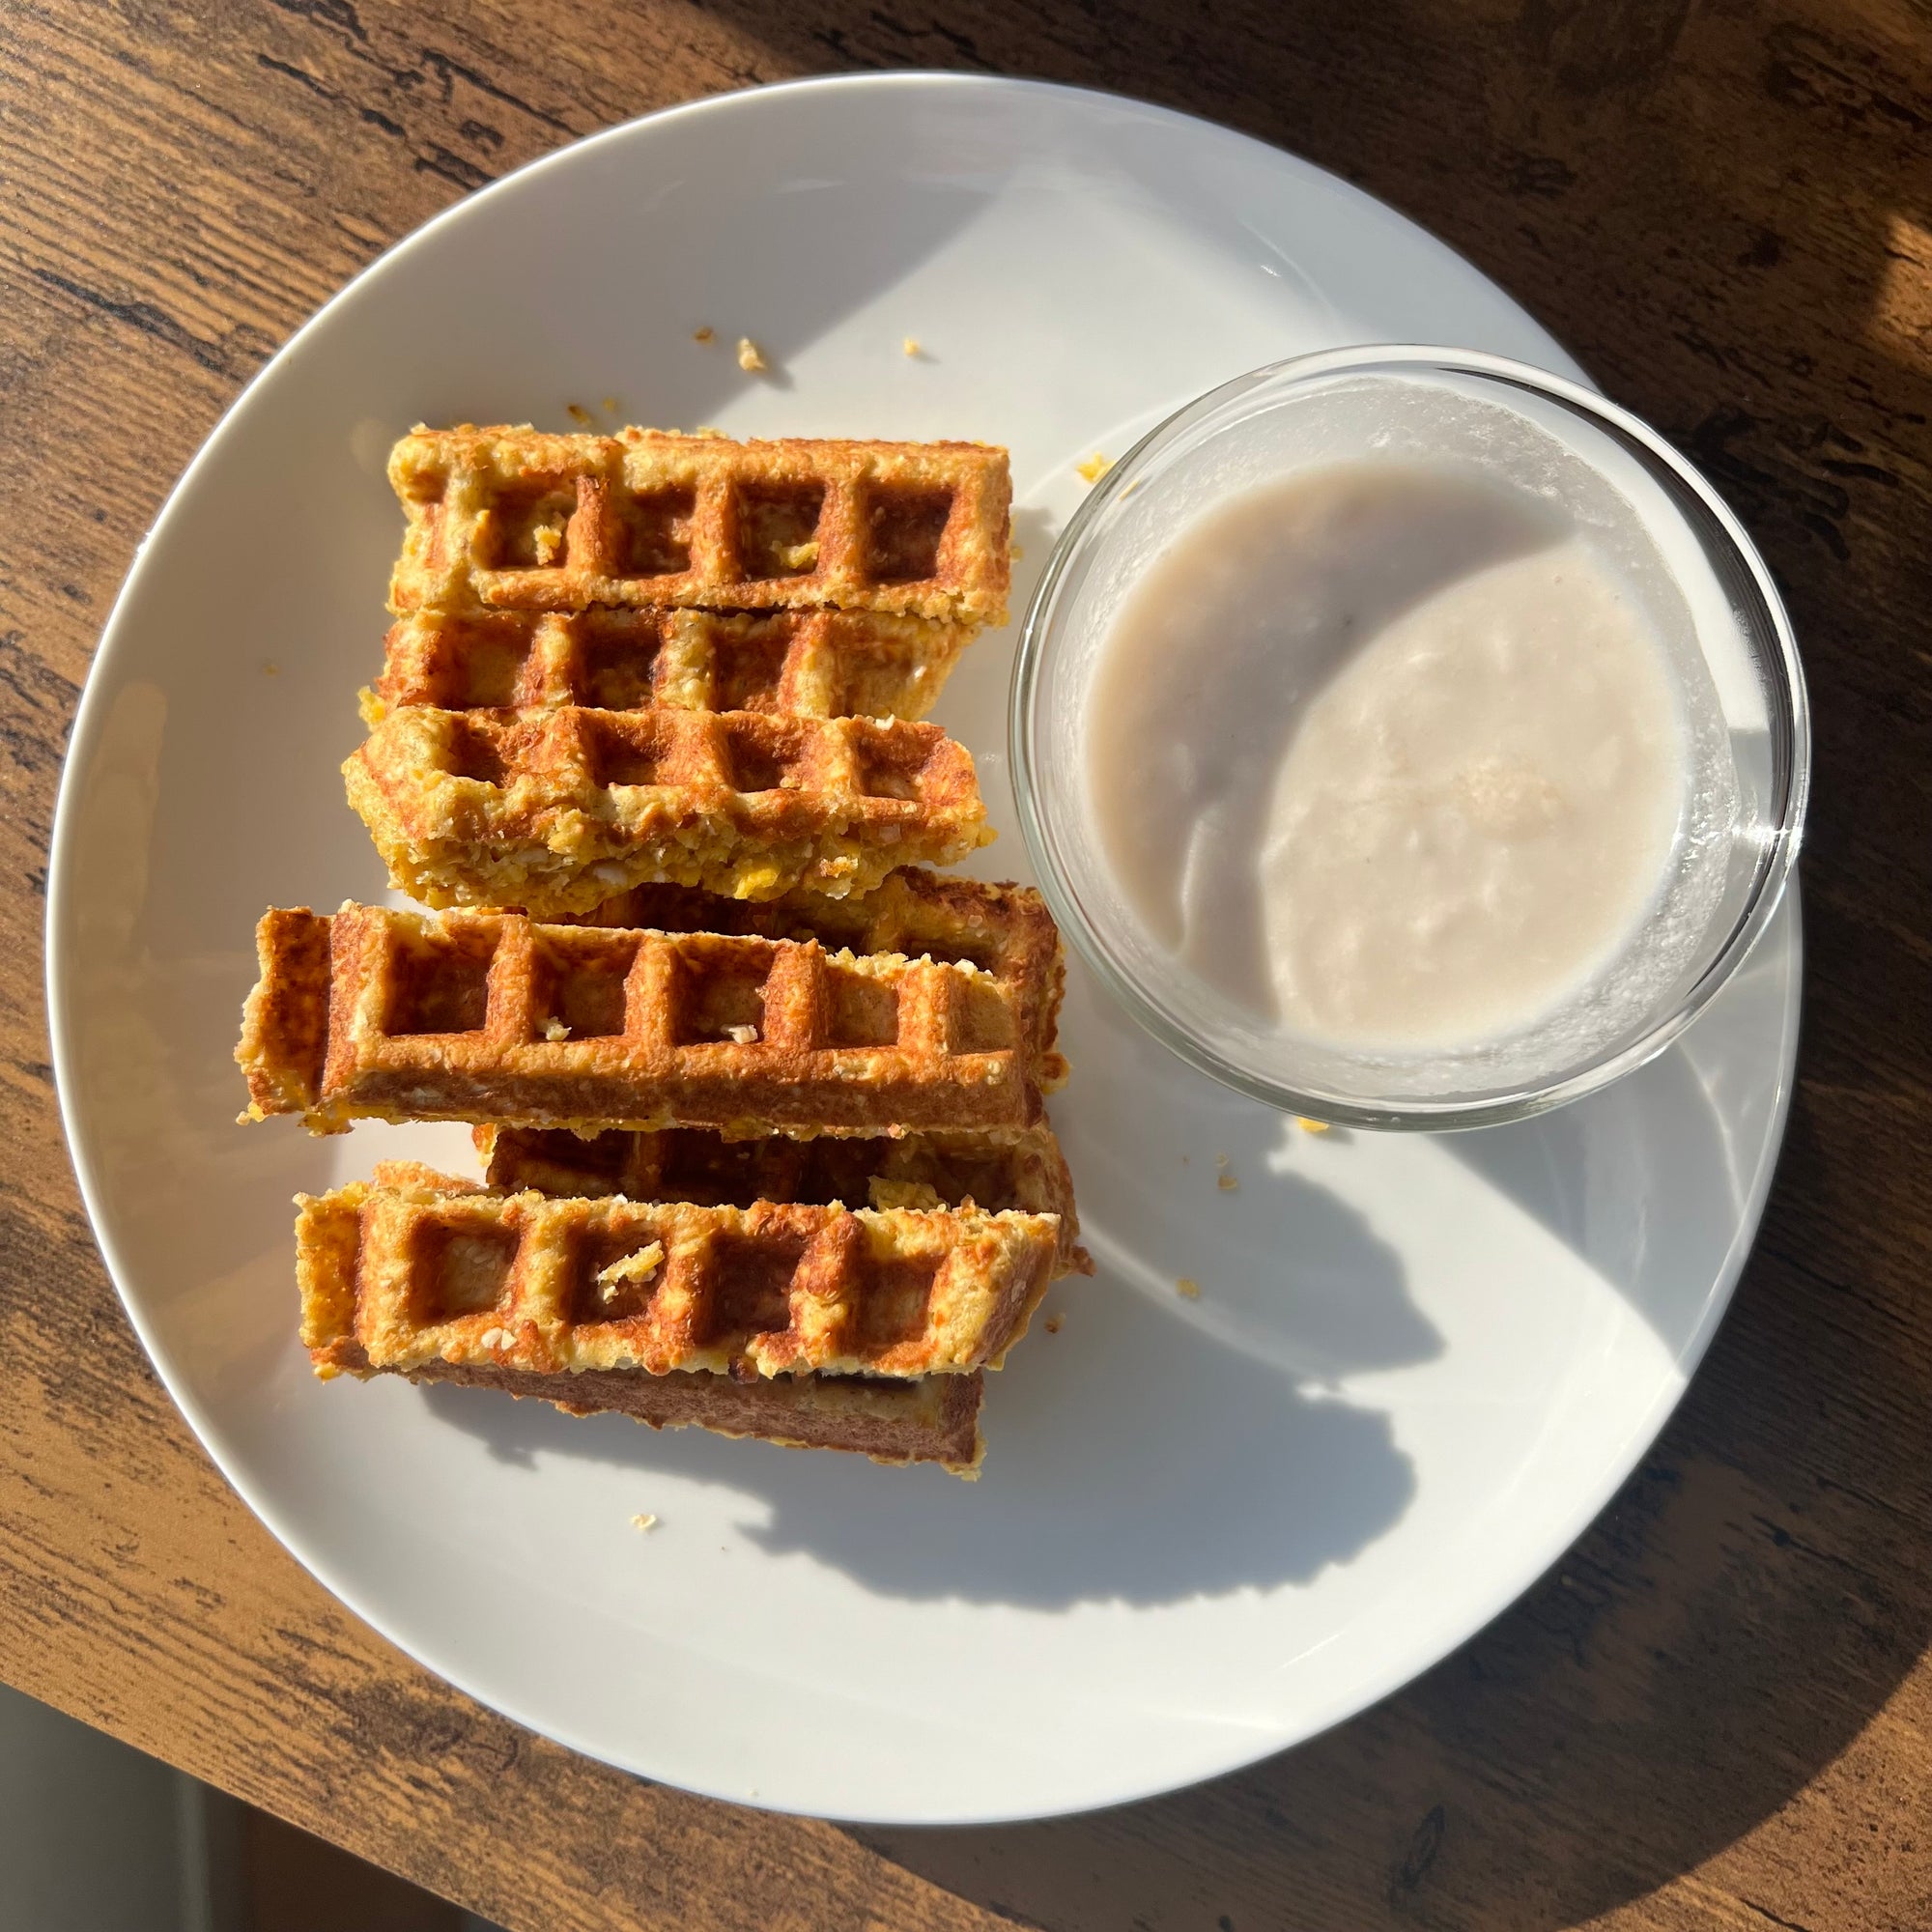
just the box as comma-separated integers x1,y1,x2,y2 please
1296,1117,1330,1133
693,325,714,343
1217,1173,1238,1193
902,336,921,356
1177,1276,1202,1299
602,395,619,412
737,336,768,373
631,1513,659,1533
1044,1313,1064,1335
1076,452,1114,484
566,402,593,426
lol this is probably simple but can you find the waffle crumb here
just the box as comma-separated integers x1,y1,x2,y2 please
542,1017,571,1042
902,336,921,356
868,1177,945,1211
737,336,768,373
1296,1117,1330,1133
602,395,619,412
693,325,714,343
1176,1276,1202,1299
1010,545,1024,561
724,1023,759,1045
598,1241,666,1293
1217,1173,1238,1192
262,660,280,676
631,1513,659,1533
1076,452,1114,484
1044,1313,1064,1335
566,403,593,426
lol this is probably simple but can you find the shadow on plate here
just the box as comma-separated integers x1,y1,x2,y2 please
1442,909,1795,1353
421,1153,1435,1609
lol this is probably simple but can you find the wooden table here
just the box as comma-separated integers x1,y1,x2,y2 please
4,3,1927,1926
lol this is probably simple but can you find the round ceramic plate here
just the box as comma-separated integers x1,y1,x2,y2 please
48,73,1800,1825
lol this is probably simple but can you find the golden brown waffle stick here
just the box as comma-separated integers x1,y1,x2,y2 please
346,704,991,913
299,1170,985,1473
389,427,1010,624
296,1166,1058,1380
237,901,1057,1137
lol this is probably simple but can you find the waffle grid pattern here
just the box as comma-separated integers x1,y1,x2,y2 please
238,902,1048,1136
298,1171,1058,1379
389,427,1011,624
370,608,974,722
566,868,1070,1089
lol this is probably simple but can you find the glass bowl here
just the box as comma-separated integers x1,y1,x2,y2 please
1009,345,1810,1130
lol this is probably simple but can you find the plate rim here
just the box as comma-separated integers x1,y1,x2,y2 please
44,67,1804,1825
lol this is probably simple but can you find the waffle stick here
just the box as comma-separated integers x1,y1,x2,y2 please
389,427,1010,624
238,899,1058,1137
480,1122,1092,1280
300,1170,983,1472
367,608,975,724
297,1164,1057,1380
346,704,991,913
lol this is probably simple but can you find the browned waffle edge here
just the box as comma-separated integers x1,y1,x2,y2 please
236,908,331,1120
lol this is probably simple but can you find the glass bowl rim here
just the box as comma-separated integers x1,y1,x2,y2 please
1008,342,1812,1131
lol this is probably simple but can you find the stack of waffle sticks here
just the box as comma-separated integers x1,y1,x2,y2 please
352,428,1007,911
239,425,1084,1476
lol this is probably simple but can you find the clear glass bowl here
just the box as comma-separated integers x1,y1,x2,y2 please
1010,346,1810,1130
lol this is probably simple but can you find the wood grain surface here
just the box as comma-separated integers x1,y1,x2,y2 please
4,1,1929,1927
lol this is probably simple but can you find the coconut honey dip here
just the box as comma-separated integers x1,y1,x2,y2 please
1085,462,1689,1048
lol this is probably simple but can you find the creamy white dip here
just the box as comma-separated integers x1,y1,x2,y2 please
1086,462,1689,1048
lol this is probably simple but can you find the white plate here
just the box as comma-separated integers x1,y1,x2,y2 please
48,73,1800,1825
